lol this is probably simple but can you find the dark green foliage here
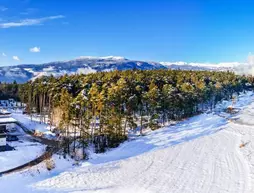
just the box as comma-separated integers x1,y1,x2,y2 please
0,81,20,100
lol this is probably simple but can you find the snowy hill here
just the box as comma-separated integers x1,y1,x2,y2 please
0,56,166,83
1,92,254,193
0,56,241,83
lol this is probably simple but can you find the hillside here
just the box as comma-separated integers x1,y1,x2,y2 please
0,56,166,83
0,56,238,83
1,91,254,193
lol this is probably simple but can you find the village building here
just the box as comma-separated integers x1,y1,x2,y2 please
0,126,7,151
0,109,18,151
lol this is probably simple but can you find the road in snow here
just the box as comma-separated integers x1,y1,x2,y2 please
0,123,46,172
0,140,45,172
1,91,254,193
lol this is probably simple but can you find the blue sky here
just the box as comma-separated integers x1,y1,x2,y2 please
0,0,253,66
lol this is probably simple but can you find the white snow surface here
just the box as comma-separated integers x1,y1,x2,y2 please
0,117,17,123
0,140,45,172
2,91,254,193
77,56,126,60
12,112,55,136
0,123,46,172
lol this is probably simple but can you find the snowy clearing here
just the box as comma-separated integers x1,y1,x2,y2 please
1,91,254,193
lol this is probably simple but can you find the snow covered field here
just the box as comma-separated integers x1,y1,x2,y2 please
1,91,254,193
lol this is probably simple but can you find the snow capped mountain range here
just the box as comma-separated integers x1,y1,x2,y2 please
161,61,241,71
0,56,241,83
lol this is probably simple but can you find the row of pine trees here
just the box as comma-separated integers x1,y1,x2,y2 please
0,81,19,100
17,69,251,157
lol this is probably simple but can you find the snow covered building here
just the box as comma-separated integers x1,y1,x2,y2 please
0,125,7,151
0,98,17,108
0,110,9,147
0,109,11,118
0,114,17,151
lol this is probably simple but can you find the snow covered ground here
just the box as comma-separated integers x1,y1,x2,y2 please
1,91,254,193
0,154,75,193
0,124,46,172
12,112,55,137
0,140,45,172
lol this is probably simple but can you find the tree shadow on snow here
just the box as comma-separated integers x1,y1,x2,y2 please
87,114,227,165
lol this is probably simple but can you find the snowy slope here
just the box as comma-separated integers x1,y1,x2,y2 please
36,125,250,193
1,92,254,193
12,112,55,135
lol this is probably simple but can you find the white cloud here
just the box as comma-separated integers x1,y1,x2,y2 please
13,56,20,61
30,47,40,53
2,52,6,57
0,15,65,28
0,6,8,12
235,54,254,75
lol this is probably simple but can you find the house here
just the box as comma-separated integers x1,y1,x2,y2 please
0,100,8,107
0,115,18,152
0,125,7,151
0,98,17,108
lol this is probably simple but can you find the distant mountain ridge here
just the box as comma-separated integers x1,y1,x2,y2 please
0,56,238,83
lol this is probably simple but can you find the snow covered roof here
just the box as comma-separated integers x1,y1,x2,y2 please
0,109,11,114
0,117,17,124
